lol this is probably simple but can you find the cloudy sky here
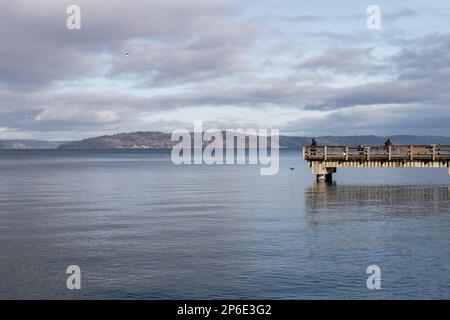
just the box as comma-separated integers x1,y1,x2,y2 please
1,0,450,140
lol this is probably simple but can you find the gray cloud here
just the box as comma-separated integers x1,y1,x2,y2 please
303,33,450,110
283,103,450,136
138,33,450,115
0,0,257,89
108,30,258,87
298,47,389,74
383,7,418,23
286,7,418,25
285,15,324,23
299,31,359,42
394,34,450,81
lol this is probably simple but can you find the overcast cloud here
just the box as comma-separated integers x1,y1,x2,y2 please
0,0,449,139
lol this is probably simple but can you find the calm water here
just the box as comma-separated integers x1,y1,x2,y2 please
0,149,449,299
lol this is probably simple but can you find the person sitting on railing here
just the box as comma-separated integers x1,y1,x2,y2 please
358,145,365,156
384,138,393,157
384,138,393,147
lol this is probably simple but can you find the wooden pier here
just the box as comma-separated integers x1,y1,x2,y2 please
303,145,450,182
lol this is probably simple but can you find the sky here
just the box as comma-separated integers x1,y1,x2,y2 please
1,0,450,140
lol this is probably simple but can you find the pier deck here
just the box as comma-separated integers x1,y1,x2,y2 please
303,145,450,182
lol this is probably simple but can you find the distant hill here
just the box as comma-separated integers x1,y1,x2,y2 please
58,132,450,149
0,140,65,149
1,133,450,150
59,132,173,149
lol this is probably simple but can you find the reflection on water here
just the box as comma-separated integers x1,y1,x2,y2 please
306,183,450,219
302,182,450,300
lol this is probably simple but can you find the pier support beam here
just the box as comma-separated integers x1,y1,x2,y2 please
311,162,336,183
316,173,333,183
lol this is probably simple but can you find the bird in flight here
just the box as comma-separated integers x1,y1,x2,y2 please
289,167,295,171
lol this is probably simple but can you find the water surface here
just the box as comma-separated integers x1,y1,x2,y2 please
0,150,449,299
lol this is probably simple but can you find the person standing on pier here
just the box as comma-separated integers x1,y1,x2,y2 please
384,138,393,157
310,139,317,156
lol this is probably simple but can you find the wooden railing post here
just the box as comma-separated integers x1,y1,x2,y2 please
367,147,371,161
345,146,349,160
432,145,436,161
324,146,328,161
388,145,392,161
409,145,413,161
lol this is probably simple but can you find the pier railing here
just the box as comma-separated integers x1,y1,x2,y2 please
303,145,450,161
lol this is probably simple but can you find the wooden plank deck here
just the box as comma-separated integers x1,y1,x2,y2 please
303,145,450,182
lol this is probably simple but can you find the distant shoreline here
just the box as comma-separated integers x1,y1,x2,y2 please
2,133,450,150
